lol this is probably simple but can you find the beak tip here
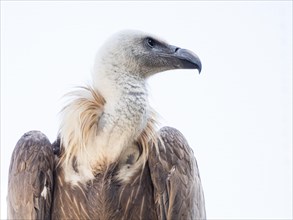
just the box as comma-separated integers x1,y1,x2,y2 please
197,63,202,74
194,60,202,74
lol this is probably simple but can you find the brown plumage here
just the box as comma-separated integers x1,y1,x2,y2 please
7,30,206,219
8,127,205,219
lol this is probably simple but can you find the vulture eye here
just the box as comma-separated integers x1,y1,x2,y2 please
146,38,155,48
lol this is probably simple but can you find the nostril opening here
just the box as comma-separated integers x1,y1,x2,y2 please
175,47,180,52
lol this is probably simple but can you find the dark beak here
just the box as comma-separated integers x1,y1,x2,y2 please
148,42,202,76
173,48,202,73
169,45,201,73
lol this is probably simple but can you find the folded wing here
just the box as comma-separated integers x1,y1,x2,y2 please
149,127,206,220
7,131,55,219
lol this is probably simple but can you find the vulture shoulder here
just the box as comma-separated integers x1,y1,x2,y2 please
7,131,55,219
149,126,206,220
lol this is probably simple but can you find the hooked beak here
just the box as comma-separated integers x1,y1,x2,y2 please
172,48,202,73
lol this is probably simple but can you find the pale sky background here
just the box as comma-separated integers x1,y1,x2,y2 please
1,1,292,219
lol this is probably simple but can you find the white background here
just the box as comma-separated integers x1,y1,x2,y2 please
1,1,292,219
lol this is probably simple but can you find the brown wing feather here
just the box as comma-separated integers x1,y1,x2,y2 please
7,131,55,219
148,127,206,220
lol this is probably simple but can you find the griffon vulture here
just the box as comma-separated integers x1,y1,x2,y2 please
7,30,206,219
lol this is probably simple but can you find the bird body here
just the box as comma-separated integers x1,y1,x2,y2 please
7,30,206,219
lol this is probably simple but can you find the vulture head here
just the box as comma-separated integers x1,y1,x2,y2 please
93,30,201,84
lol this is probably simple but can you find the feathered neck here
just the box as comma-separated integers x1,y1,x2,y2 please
58,86,159,185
